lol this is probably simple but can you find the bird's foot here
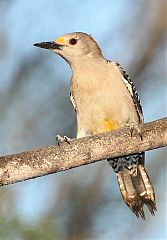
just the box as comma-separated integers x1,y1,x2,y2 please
125,122,143,140
56,134,73,146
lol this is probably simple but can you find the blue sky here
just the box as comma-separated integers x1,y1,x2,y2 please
0,0,166,239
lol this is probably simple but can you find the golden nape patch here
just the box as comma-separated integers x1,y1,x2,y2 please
55,37,65,44
102,119,118,131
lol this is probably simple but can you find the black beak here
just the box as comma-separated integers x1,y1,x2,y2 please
34,41,62,50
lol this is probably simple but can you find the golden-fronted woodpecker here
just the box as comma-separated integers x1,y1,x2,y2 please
34,32,156,219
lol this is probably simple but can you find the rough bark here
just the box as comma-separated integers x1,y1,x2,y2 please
0,117,166,187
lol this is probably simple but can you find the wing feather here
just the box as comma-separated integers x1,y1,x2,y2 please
115,62,144,123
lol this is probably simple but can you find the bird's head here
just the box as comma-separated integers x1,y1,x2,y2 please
34,32,103,64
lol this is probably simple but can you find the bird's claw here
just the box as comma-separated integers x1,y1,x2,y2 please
56,134,72,145
126,123,143,140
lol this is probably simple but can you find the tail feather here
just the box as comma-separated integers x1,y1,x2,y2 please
137,165,156,214
117,169,145,219
116,166,156,219
108,153,156,219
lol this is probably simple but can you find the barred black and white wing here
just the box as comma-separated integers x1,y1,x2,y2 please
108,61,156,219
115,62,144,124
70,91,77,111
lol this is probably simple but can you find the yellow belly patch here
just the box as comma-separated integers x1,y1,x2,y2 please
92,119,119,134
102,119,118,131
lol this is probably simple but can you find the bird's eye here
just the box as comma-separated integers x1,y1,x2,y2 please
69,38,78,45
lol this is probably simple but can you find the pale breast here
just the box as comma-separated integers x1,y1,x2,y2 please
71,61,138,138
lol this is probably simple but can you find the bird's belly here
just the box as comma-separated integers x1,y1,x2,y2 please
75,83,138,138
77,110,118,137
76,97,137,138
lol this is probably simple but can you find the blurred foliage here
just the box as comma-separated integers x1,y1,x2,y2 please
0,216,60,240
0,0,166,239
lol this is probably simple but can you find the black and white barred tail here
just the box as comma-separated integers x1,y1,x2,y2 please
108,153,156,219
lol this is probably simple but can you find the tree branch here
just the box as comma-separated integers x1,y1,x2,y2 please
0,117,166,187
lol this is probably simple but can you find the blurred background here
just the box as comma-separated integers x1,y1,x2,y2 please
0,0,166,239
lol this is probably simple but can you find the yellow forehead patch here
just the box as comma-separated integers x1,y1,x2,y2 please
55,37,65,44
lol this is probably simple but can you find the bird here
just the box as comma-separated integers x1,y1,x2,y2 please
34,32,156,219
